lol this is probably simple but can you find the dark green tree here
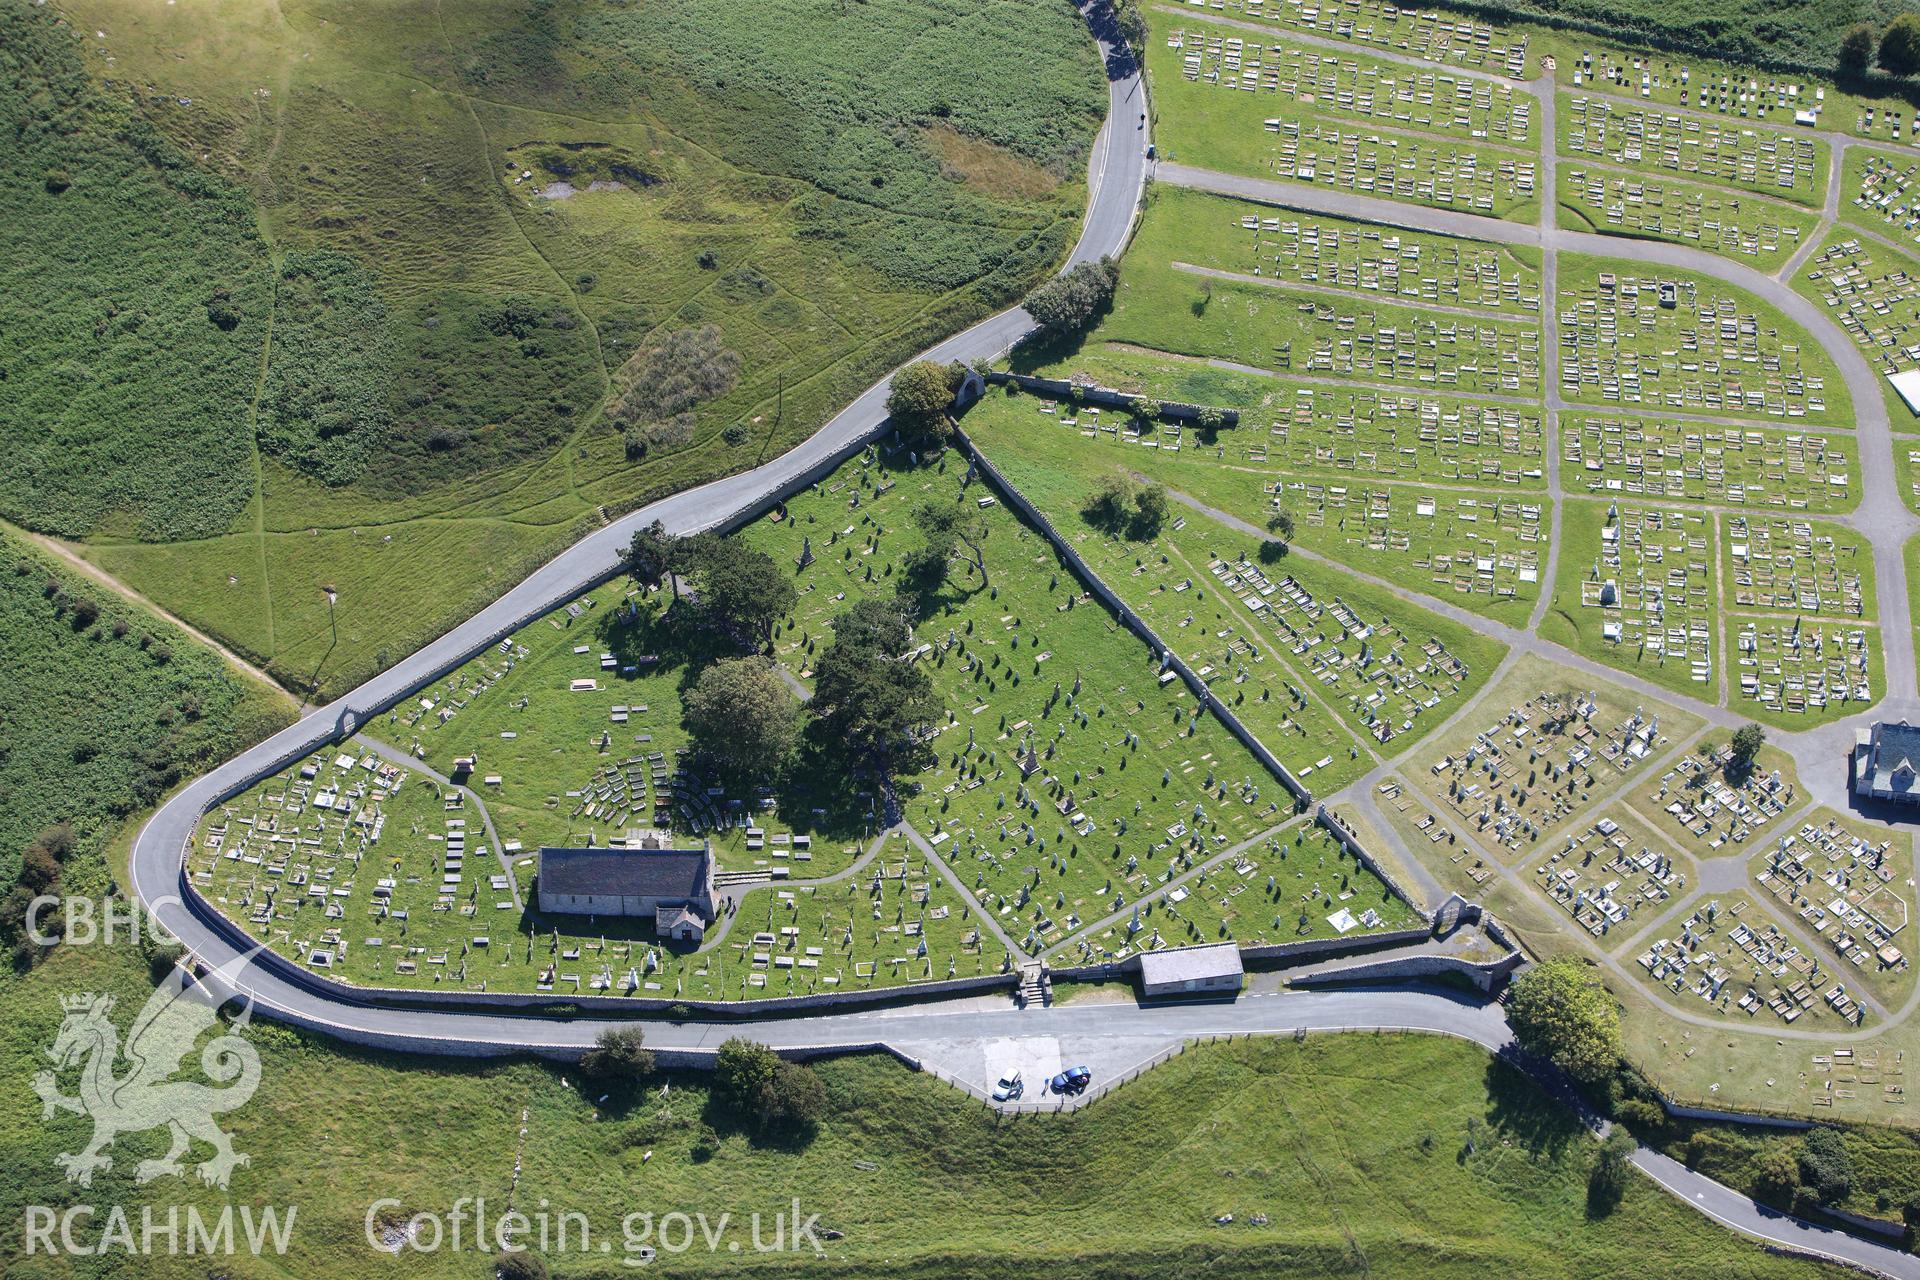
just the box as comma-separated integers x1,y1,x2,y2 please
684,658,800,782
886,361,963,448
810,598,938,781
678,538,796,651
580,1027,655,1088
1506,957,1622,1084
1024,258,1120,335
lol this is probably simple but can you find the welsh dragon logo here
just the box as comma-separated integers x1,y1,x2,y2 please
32,948,264,1190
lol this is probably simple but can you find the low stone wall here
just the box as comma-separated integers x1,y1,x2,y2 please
983,371,1239,427
1289,951,1523,994
953,427,1311,809
1048,926,1432,986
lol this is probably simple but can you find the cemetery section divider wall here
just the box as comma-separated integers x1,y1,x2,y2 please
983,371,1240,427
1316,804,1433,921
951,424,1314,811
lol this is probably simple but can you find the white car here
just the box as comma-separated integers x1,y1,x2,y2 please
991,1072,1024,1101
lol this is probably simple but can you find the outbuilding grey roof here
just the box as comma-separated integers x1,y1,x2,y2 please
1138,942,1244,986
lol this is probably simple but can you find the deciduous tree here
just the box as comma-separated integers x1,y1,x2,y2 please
1506,956,1621,1084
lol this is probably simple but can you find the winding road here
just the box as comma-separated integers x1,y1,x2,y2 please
114,7,1920,1276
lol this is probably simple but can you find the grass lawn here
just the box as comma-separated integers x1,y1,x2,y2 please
738,449,1338,958
1788,227,1920,434
0,934,1862,1279
1751,808,1919,1015
1046,340,1549,489
965,389,1513,781
1404,652,1704,861
25,0,1107,699
1628,739,1807,863
1539,497,1721,702
1557,93,1828,209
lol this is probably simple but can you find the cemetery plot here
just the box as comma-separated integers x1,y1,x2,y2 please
1755,811,1916,1011
1631,741,1802,859
1282,481,1544,619
386,588,868,880
1727,617,1881,726
1560,45,1916,146
1107,236,1544,398
672,861,995,1002
1842,147,1920,252
1560,415,1857,513
1051,821,1420,964
1633,891,1855,1026
1164,19,1534,146
1792,234,1920,428
1557,168,1817,272
1019,342,1548,488
1556,256,1849,425
1198,0,1532,77
1545,499,1718,699
1150,185,1541,313
193,739,525,990
963,393,1508,778
1411,660,1699,860
965,383,1550,628
1529,809,1690,943
1559,95,1825,206
1720,514,1871,619
1149,22,1537,218
737,450,1309,957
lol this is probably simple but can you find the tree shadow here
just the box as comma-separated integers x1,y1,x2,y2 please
1482,1055,1584,1161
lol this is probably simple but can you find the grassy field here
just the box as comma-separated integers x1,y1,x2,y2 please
21,0,1106,699
0,531,292,886
0,927,1858,1278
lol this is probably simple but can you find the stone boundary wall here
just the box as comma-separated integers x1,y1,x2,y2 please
952,427,1312,810
983,371,1240,427
1289,951,1524,994
1047,926,1432,985
1315,804,1434,923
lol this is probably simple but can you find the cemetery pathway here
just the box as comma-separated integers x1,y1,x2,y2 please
358,733,523,913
